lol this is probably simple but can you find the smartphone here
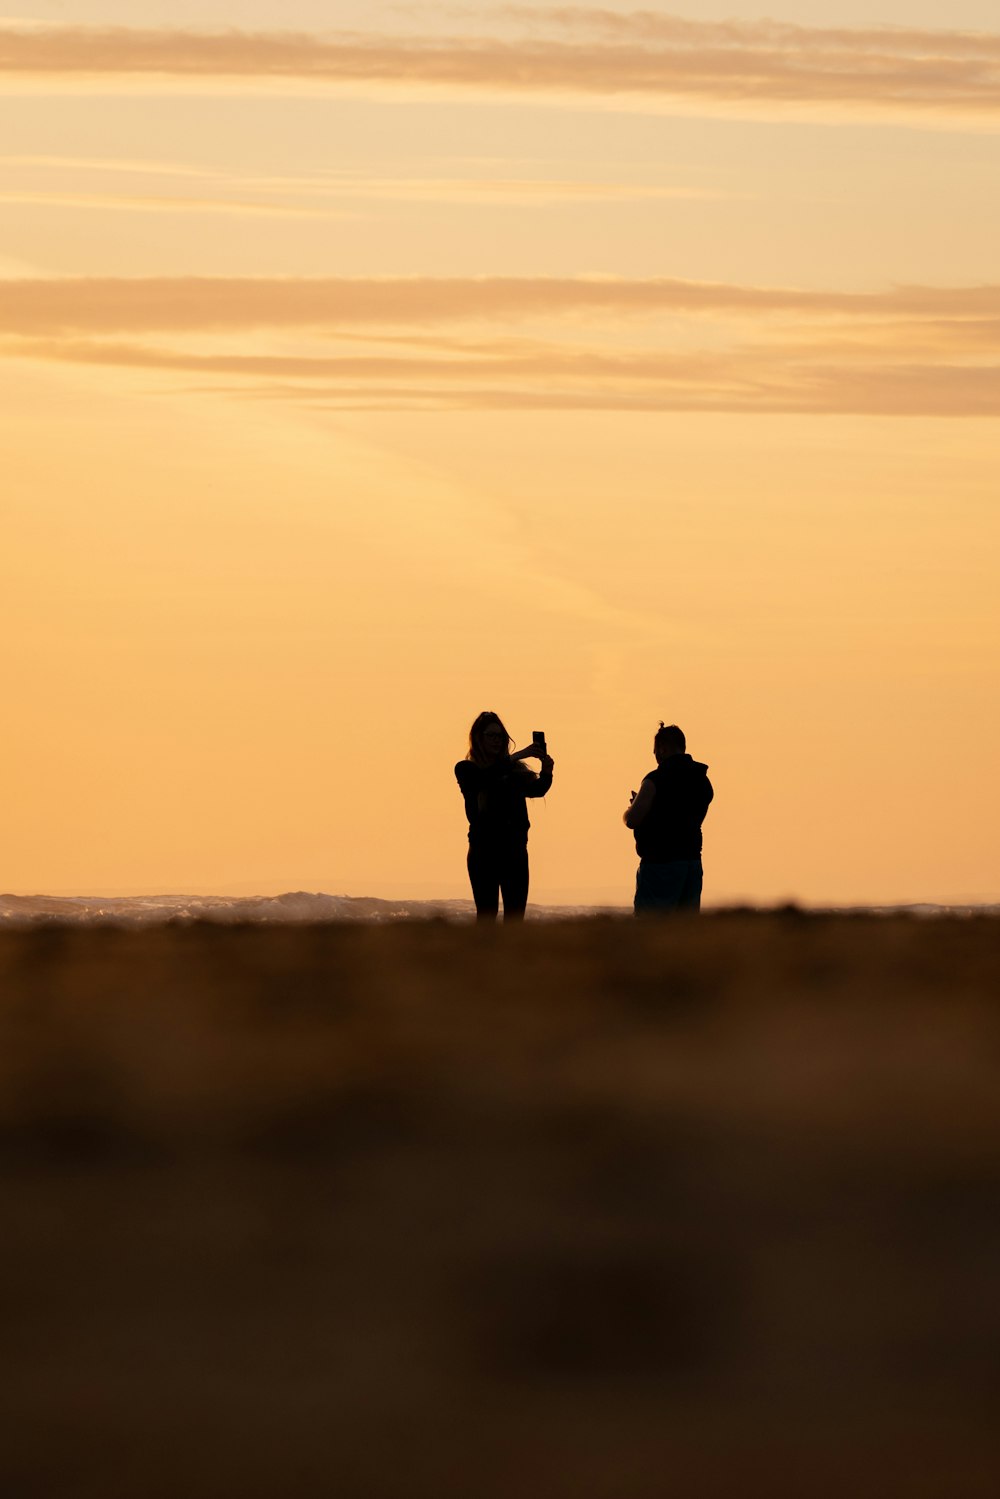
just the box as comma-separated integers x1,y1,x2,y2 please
532,730,547,753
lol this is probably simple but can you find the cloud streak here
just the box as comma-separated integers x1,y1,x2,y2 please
4,16,1000,119
495,7,1000,58
0,157,723,212
6,273,1000,417
170,367,1000,418
0,190,360,219
7,274,1000,333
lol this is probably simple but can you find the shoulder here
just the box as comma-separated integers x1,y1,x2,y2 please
455,759,476,782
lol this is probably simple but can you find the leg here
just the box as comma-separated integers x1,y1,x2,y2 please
677,859,704,911
467,846,500,921
499,844,530,921
634,860,689,915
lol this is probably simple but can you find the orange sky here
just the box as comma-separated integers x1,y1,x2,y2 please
3,2,999,905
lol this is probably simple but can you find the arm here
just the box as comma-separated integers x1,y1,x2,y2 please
455,761,481,824
522,753,554,799
623,775,655,829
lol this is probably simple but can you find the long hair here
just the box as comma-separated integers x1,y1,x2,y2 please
467,711,513,766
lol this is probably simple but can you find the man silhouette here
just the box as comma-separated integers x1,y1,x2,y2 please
623,723,714,914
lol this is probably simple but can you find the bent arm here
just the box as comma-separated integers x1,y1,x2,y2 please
522,755,554,798
624,775,655,829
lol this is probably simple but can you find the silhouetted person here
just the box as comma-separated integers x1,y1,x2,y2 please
624,722,713,914
456,712,554,921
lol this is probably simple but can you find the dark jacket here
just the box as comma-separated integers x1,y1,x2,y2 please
634,754,713,861
455,758,552,846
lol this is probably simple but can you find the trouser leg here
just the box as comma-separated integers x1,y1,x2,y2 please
678,859,704,911
467,847,500,920
499,844,530,921
635,859,697,914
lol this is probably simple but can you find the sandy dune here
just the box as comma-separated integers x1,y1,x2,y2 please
1,915,998,1498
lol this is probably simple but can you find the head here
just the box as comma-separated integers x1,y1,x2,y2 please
654,722,686,764
468,711,513,766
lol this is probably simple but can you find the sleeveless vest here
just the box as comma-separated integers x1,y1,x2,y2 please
635,757,711,861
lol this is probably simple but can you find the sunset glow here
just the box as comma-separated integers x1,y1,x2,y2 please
4,0,999,905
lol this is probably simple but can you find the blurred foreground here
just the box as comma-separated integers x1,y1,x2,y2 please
1,915,998,1498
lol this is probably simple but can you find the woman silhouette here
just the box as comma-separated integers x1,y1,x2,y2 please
455,711,554,921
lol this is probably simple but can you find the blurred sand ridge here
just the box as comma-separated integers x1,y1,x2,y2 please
1,914,998,1498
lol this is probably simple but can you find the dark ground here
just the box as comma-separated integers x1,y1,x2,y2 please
1,914,998,1498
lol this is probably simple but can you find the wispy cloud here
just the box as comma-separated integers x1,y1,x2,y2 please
11,335,742,385
5,273,1000,416
491,7,1000,57
0,155,727,211
0,154,221,177
0,154,732,234
5,275,1000,333
3,16,1000,121
0,190,360,219
156,367,1000,418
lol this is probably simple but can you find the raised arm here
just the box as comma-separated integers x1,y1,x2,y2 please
521,754,554,798
623,774,655,829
